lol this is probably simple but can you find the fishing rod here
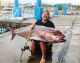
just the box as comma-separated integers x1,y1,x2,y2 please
20,23,36,63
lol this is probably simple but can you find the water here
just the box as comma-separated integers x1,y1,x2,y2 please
0,28,8,34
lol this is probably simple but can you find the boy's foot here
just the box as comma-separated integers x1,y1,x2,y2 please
40,58,46,63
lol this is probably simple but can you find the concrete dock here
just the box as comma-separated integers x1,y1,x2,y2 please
0,15,80,63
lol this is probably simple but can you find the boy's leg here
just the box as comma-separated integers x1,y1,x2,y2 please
31,40,36,55
27,40,36,61
40,42,46,63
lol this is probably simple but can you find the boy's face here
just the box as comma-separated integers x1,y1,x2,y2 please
42,12,50,21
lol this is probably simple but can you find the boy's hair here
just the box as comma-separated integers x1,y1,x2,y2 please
44,10,50,15
42,11,51,19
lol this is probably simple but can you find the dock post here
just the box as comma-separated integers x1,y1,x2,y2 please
55,4,59,16
13,0,22,17
63,4,67,15
34,0,43,20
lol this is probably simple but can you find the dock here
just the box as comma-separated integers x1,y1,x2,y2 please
0,15,80,63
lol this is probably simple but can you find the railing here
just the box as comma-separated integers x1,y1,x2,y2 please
0,24,8,34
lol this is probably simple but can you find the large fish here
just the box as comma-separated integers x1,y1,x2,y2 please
9,25,66,43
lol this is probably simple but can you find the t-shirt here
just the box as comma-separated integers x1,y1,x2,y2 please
34,19,55,43
35,19,55,28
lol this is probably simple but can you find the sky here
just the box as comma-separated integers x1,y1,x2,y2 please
1,0,80,5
